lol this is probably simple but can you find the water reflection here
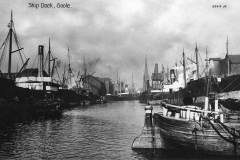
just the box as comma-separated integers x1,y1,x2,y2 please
0,101,237,160
0,101,145,159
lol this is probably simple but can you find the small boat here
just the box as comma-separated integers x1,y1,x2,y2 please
154,97,240,156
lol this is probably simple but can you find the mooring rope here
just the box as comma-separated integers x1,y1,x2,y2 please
206,117,234,144
204,116,240,147
218,120,240,138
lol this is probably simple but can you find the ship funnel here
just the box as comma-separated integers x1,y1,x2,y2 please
38,45,44,77
170,69,176,84
154,64,158,74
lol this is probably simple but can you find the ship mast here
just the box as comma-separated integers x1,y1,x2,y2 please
195,43,200,79
83,56,87,78
226,37,230,76
205,47,210,96
182,48,187,87
116,71,119,94
83,56,88,89
226,36,229,55
51,58,56,77
119,74,121,94
0,11,27,78
205,47,209,77
131,72,134,93
48,38,51,75
67,47,72,86
8,11,13,76
46,38,57,78
204,47,210,114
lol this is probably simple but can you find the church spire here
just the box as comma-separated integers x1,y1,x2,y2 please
143,55,149,91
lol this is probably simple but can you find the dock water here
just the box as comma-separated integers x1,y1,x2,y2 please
0,101,149,160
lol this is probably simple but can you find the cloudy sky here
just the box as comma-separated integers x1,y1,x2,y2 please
0,0,239,89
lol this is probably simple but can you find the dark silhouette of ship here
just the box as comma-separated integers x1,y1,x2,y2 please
0,11,84,121
136,41,240,156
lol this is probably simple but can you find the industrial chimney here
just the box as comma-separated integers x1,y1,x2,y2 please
38,45,44,77
170,69,176,84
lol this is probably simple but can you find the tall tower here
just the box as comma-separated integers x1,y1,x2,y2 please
143,56,150,92
151,63,162,89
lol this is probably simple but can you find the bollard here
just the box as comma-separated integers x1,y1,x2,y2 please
132,105,163,149
186,109,190,120
163,107,167,116
214,99,219,119
204,97,209,116
220,114,224,123
145,105,153,128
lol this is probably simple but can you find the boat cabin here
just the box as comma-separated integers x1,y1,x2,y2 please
161,101,224,123
15,45,59,92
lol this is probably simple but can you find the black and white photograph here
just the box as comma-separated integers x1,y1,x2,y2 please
0,0,239,159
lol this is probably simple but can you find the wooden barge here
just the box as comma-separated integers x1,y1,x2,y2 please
153,100,240,156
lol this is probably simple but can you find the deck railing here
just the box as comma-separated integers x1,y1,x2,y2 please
161,101,224,122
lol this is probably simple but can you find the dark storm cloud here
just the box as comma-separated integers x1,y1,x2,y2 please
0,0,239,89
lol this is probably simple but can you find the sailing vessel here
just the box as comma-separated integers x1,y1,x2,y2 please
57,48,86,107
0,11,28,99
0,11,63,119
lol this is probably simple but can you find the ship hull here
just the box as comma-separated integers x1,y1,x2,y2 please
153,113,240,156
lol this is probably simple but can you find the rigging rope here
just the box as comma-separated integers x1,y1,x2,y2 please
207,118,234,143
54,65,61,83
0,36,9,68
0,31,9,50
13,22,27,60
218,120,240,138
205,117,239,145
12,23,25,65
0,22,27,71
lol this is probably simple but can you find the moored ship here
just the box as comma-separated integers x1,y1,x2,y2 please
154,99,240,156
0,12,64,120
134,41,240,156
157,46,240,156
